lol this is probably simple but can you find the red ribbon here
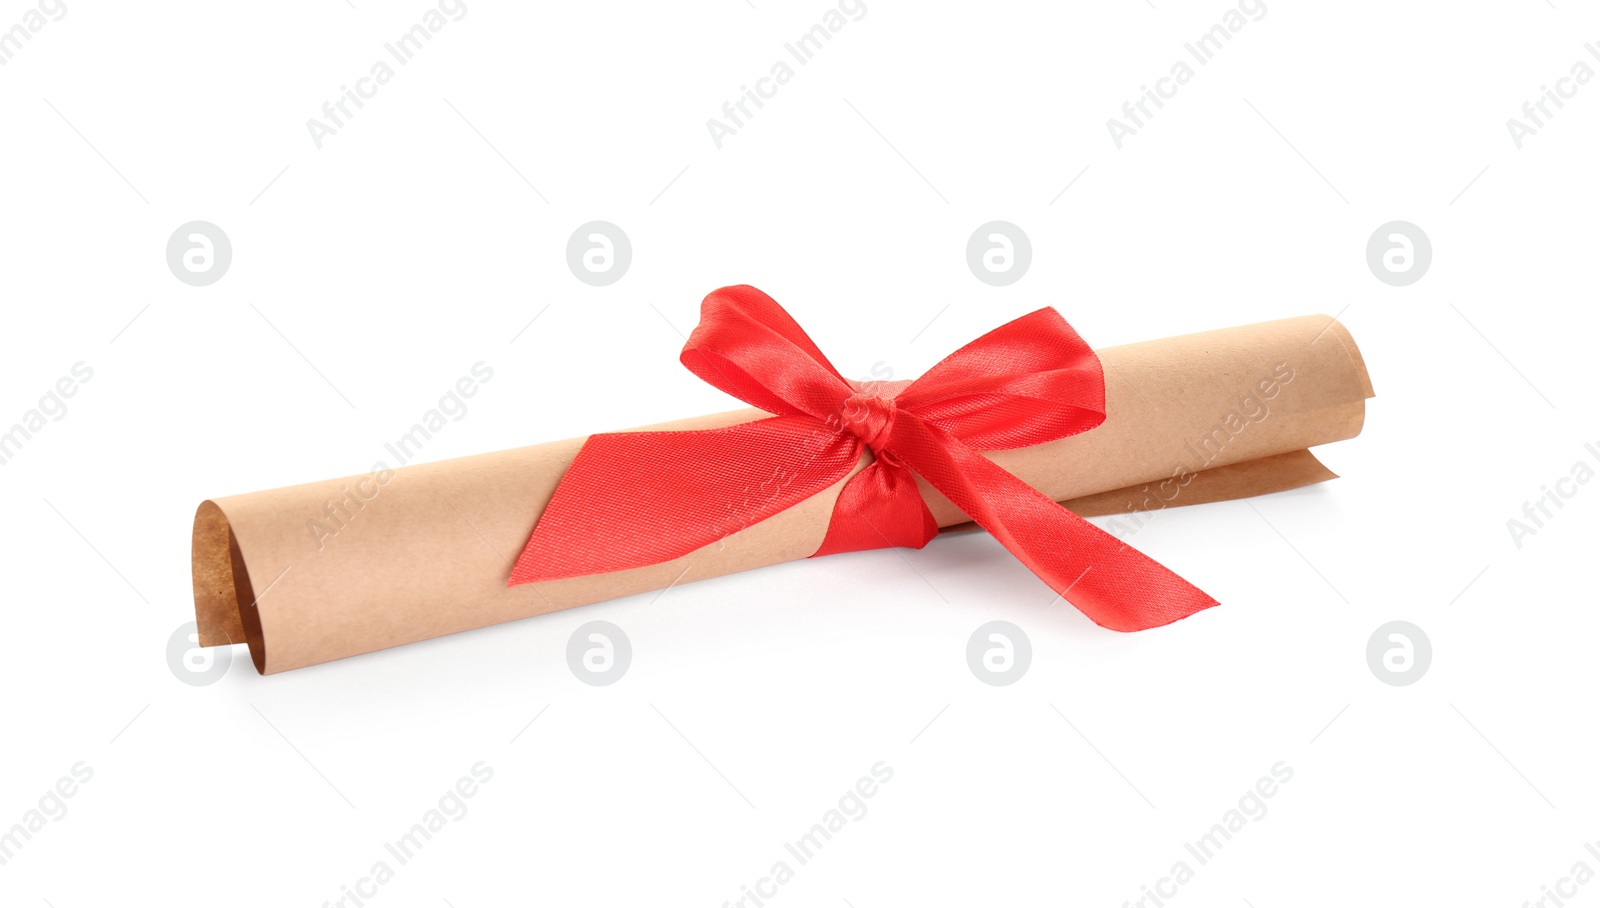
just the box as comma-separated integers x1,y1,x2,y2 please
509,285,1217,631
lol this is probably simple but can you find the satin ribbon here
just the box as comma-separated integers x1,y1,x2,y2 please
509,285,1216,631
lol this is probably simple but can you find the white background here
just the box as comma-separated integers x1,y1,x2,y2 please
2,1,1598,905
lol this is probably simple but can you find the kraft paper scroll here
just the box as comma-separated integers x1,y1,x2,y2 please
192,315,1373,674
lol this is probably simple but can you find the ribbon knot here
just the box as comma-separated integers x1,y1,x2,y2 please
509,285,1217,632
837,382,899,452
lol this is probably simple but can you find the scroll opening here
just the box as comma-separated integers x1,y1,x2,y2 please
191,500,268,675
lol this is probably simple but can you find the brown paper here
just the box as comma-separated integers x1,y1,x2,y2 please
193,315,1373,674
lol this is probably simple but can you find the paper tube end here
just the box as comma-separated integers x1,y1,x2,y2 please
1310,314,1375,401
191,500,268,675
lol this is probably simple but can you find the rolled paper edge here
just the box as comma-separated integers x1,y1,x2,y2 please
192,500,267,674
1070,448,1340,517
931,449,1336,535
1315,315,1376,401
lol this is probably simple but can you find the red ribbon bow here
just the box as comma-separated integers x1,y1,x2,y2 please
509,285,1217,631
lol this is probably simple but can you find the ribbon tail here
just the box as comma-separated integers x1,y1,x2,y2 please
509,416,860,585
812,460,939,557
891,416,1218,631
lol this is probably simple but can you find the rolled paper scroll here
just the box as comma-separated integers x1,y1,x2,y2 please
192,293,1372,674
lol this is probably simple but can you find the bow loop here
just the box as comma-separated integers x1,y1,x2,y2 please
679,285,854,423
896,308,1108,450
